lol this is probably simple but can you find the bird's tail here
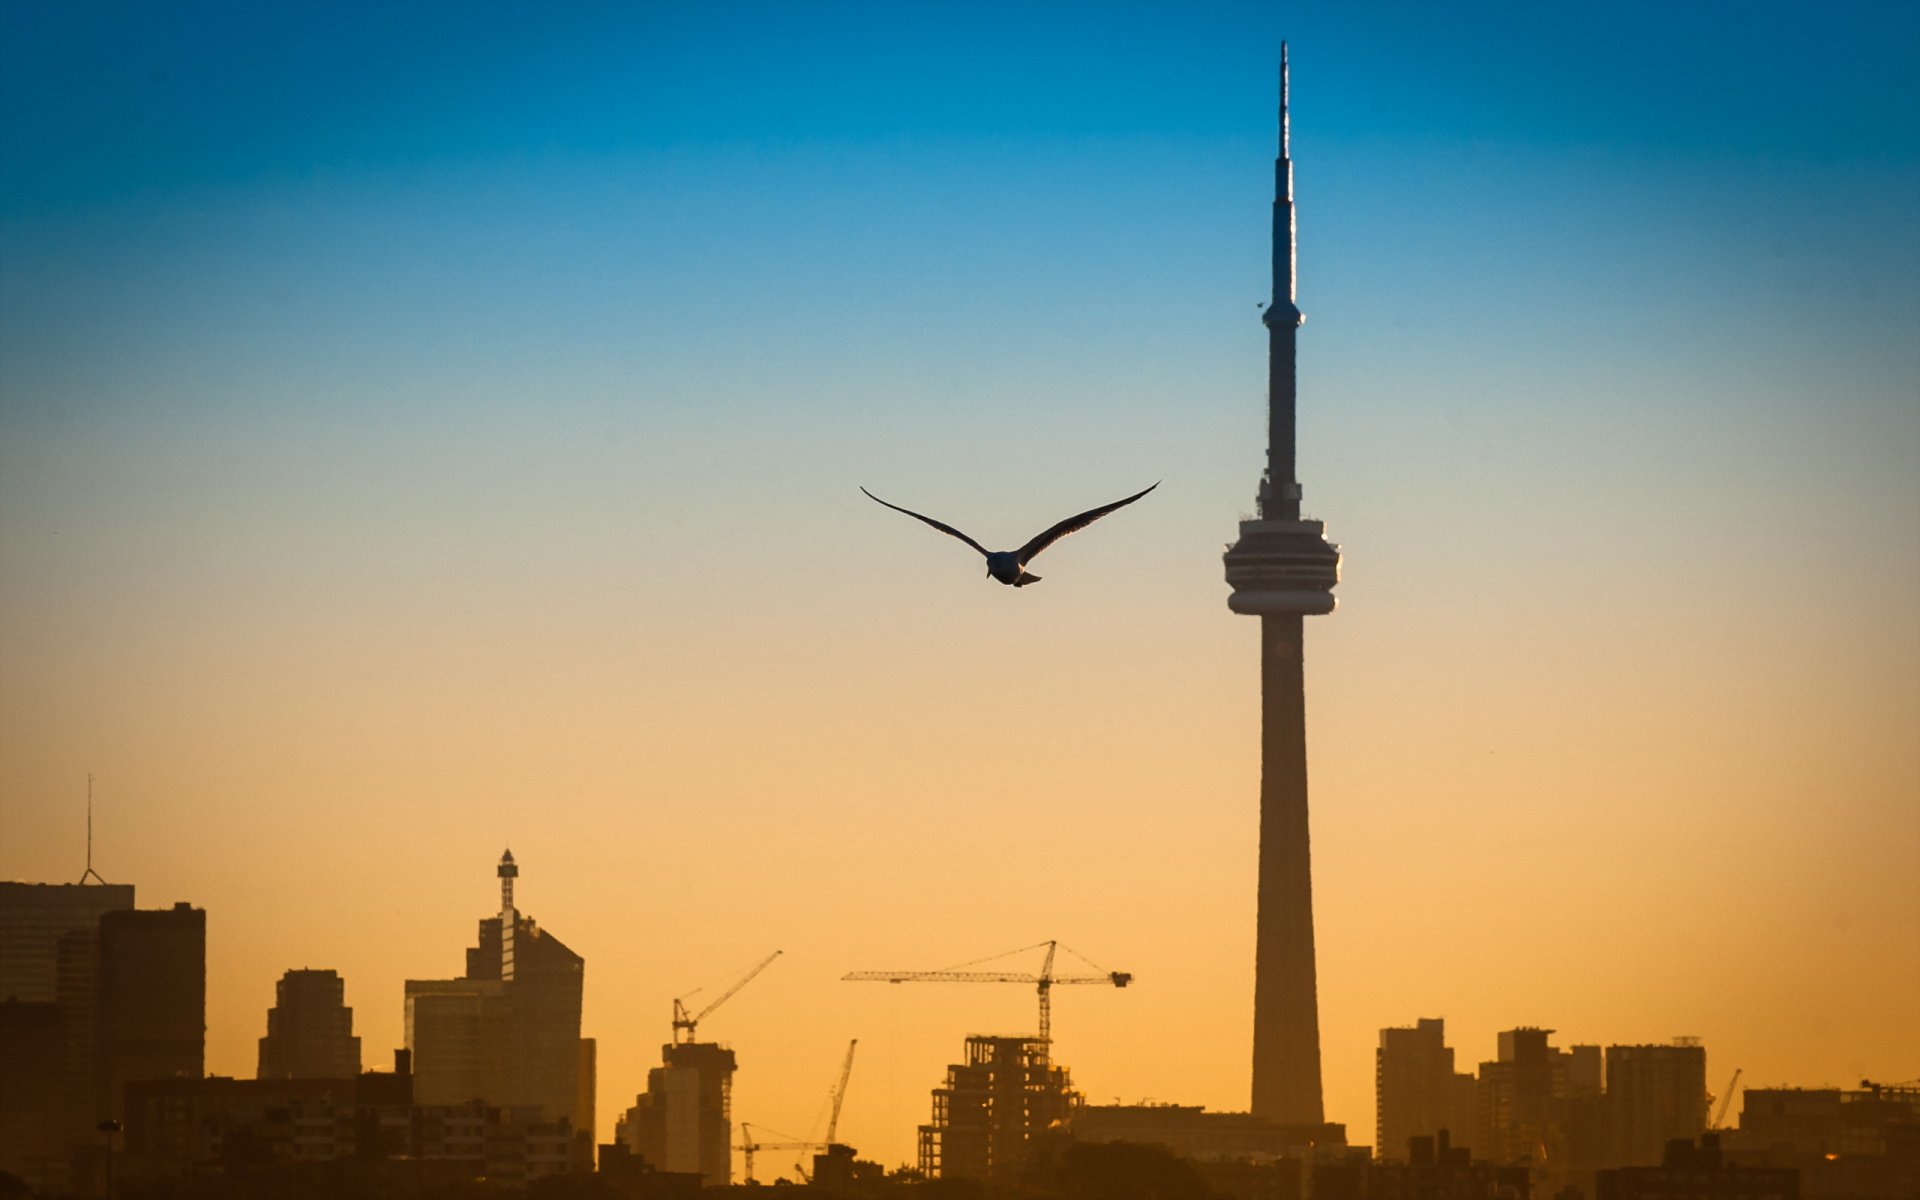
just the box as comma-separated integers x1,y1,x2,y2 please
1013,574,1042,587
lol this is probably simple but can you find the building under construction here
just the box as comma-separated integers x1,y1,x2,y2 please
918,1036,1080,1185
614,1041,736,1187
614,950,779,1187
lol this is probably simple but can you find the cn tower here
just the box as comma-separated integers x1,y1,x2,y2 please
1222,44,1340,1126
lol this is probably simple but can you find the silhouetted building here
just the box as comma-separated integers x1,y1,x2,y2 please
614,1041,736,1187
1315,1129,1530,1200
1072,1102,1348,1200
96,902,205,1124
1221,45,1342,1127
1596,1133,1796,1200
597,1141,705,1199
1477,1029,1559,1167
0,880,134,1002
0,999,66,1189
1378,1018,1477,1160
1074,1102,1346,1158
0,881,133,1193
258,968,361,1079
120,1057,583,1187
1472,1028,1604,1178
918,1035,1080,1184
404,850,591,1146
1607,1041,1707,1168
1728,1083,1919,1199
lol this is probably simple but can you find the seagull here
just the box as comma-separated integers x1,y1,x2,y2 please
860,482,1159,587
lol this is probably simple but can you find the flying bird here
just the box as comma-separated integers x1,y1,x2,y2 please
860,482,1159,587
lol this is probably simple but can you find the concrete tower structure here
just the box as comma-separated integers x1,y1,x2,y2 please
1222,44,1340,1126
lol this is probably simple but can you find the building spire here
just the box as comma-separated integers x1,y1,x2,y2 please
1281,41,1291,160
78,773,108,885
497,848,518,915
1268,42,1300,328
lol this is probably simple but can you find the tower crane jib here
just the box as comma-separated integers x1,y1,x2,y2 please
673,949,782,1045
843,939,1131,1054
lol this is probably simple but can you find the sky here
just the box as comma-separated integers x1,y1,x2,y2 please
3,0,1917,1176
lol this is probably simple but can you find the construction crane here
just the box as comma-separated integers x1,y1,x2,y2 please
1710,1067,1743,1130
825,1038,858,1146
843,939,1131,1049
672,949,781,1045
736,1122,817,1185
735,1040,861,1184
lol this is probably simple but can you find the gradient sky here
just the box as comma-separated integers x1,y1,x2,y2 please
3,0,1917,1176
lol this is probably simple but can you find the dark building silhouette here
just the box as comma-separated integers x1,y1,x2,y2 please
1072,1102,1351,1200
614,1041,736,1186
918,1035,1079,1184
1606,1041,1707,1168
0,879,141,1192
404,851,592,1144
258,967,361,1079
120,1054,586,1187
0,999,65,1188
0,881,135,1003
1596,1133,1797,1200
1473,1028,1602,1173
0,890,205,1195
1729,1082,1919,1198
96,902,206,1125
1315,1129,1531,1200
1221,44,1341,1127
1377,1018,1477,1160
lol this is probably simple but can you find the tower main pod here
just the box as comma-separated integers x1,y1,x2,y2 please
1222,44,1340,1126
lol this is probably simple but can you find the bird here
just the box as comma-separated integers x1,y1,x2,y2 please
859,482,1159,587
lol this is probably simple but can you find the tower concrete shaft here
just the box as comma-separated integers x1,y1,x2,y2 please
1223,44,1339,1127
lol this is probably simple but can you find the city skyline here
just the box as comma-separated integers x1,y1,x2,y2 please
4,0,1918,1177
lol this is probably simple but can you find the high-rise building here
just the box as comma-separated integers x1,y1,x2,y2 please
1477,1029,1559,1167
96,902,205,1125
0,881,135,1002
0,999,66,1188
257,968,361,1080
0,880,199,1194
1377,1018,1476,1160
1221,44,1341,1128
1606,1041,1706,1167
918,1036,1079,1185
614,1041,737,1186
404,851,590,1141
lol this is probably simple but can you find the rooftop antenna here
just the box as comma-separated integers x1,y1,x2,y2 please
78,773,108,885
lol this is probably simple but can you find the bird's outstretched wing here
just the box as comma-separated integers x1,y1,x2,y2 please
1015,481,1159,566
860,487,990,558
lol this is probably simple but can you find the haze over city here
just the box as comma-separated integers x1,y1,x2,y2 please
2,0,1916,1191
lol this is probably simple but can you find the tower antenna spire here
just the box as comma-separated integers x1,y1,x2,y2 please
79,773,108,885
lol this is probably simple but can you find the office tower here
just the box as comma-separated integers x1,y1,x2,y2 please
0,999,66,1187
918,1036,1078,1184
1377,1018,1477,1159
0,881,135,1002
615,1041,737,1186
1477,1028,1560,1167
1222,44,1341,1126
96,902,206,1124
1606,1040,1706,1167
257,968,361,1080
404,851,588,1134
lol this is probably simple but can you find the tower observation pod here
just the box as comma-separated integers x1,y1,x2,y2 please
1221,44,1340,1128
